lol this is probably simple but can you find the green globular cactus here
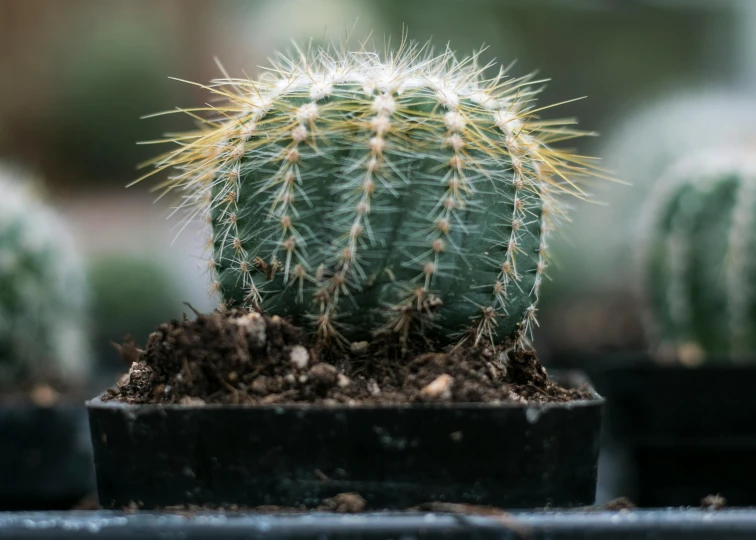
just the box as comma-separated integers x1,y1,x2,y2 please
143,43,600,348
639,152,756,362
0,166,91,387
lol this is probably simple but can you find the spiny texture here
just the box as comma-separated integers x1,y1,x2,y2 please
144,43,600,347
639,152,756,361
0,167,91,387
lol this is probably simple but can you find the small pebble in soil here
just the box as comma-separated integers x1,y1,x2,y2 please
289,346,310,370
308,363,339,395
419,374,454,401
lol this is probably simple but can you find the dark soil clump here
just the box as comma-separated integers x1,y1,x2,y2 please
107,309,591,405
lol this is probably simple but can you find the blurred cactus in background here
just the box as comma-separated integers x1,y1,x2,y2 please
88,255,186,376
535,90,756,358
51,16,186,184
561,90,756,292
144,42,602,349
0,166,91,388
639,151,756,364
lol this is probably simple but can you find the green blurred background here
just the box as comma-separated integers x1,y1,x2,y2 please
1,0,754,367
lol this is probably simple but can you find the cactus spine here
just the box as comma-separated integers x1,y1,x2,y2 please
0,166,91,386
144,43,599,348
639,152,756,361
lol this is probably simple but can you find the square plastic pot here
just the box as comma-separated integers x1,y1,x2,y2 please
87,371,603,510
596,359,756,507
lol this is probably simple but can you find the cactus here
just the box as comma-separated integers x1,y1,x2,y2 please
143,43,600,348
0,166,91,387
563,90,756,292
639,151,756,361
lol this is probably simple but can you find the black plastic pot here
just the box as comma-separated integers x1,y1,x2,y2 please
0,403,95,510
4,509,756,539
585,356,756,507
87,372,603,510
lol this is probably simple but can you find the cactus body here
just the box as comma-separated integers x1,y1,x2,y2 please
0,167,91,386
561,90,756,293
640,153,756,360
147,45,597,346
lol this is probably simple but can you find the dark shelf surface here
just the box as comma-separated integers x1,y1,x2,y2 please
3,509,756,539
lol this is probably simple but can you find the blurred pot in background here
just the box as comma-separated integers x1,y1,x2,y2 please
0,165,94,510
595,149,756,507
